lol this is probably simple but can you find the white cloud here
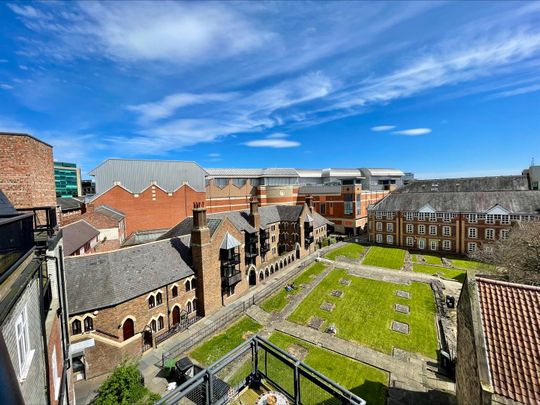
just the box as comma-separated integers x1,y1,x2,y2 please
371,125,395,132
245,138,300,148
266,133,288,138
393,128,432,136
489,82,540,98
208,152,221,157
0,84,14,90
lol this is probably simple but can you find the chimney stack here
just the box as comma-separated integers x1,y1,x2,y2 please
249,196,260,229
192,201,207,230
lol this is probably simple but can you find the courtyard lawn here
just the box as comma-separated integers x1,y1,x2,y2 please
449,258,495,271
265,332,388,405
289,269,438,359
190,317,262,366
362,246,406,270
413,264,466,283
325,243,365,261
260,262,327,313
412,254,443,266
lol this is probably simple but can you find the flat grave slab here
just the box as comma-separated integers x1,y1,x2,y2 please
394,303,410,314
339,278,352,286
331,290,344,298
396,290,411,299
307,316,325,330
391,320,409,334
320,301,336,312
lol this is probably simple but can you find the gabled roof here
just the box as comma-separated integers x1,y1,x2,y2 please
65,236,193,314
476,277,540,404
220,232,241,249
62,220,100,256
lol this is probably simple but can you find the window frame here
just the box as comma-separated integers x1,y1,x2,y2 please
15,306,33,380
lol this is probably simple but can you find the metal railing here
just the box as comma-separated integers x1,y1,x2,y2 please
156,336,365,405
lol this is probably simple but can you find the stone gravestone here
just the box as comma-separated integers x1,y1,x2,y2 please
391,320,409,334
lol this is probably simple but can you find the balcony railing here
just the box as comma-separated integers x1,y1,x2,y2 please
260,242,270,253
220,253,240,266
0,213,35,279
305,236,314,245
245,246,259,258
19,206,58,245
221,270,242,287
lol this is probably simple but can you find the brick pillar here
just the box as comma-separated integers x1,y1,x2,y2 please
249,197,260,230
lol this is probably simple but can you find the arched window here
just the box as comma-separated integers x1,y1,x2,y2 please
191,278,197,290
151,319,157,332
187,301,192,313
148,295,155,309
158,316,164,330
192,299,197,312
84,316,93,332
72,319,81,335
156,292,163,305
185,280,191,292
171,286,178,298
122,318,134,340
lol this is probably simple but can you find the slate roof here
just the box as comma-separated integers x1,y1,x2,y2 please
56,197,83,212
371,190,540,214
396,175,529,193
62,220,100,256
65,236,193,314
94,205,125,221
476,277,540,404
0,190,17,217
160,205,332,240
221,232,241,249
89,159,207,195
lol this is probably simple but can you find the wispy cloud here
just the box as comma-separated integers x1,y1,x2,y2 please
245,135,300,148
489,82,540,99
208,152,221,158
393,128,432,136
371,125,395,132
0,84,14,90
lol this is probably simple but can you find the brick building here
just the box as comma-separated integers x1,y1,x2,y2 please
367,173,540,255
64,197,330,379
456,275,540,404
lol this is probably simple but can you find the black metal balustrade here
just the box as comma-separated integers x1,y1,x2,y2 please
221,270,242,287
0,213,35,280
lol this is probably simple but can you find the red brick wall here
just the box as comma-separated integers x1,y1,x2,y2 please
91,184,205,236
0,134,56,208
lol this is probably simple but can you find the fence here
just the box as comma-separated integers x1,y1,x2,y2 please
160,242,345,368
156,336,365,405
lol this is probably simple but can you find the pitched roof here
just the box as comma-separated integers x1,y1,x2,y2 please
56,197,83,212
62,220,100,256
220,232,241,249
371,190,540,214
89,159,207,194
0,190,17,217
205,168,299,177
396,175,529,193
476,277,540,404
94,205,125,221
360,168,405,177
65,236,193,314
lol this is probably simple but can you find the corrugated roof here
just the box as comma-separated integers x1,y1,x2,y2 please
322,168,364,178
205,168,299,177
372,190,540,214
65,236,193,314
361,168,405,177
476,277,540,404
90,159,207,194
62,220,100,256
296,169,322,178
396,175,529,193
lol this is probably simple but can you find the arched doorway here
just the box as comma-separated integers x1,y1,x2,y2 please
172,306,180,325
123,318,134,340
142,326,153,351
259,272,264,281
295,244,301,259
248,268,256,286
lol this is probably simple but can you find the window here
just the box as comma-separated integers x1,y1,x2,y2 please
429,225,437,235
156,292,163,305
429,213,437,222
387,235,393,244
185,280,191,292
418,225,426,234
467,242,477,253
51,346,60,399
191,278,197,290
356,194,361,215
148,295,155,309
443,226,451,236
84,317,93,332
501,216,510,225
376,234,382,243
468,228,477,238
271,235,276,243
344,200,353,216
443,213,452,222
485,228,495,240
320,203,326,215
430,240,438,251
418,239,425,250
468,214,477,223
376,222,382,231
405,212,413,221
72,319,82,335
406,237,414,246
151,319,157,332
417,213,425,221
386,223,393,232
443,240,451,250
500,229,509,240
15,306,33,380
187,301,193,313
376,212,382,219
171,286,178,298
486,215,495,224
406,224,413,234
158,316,164,330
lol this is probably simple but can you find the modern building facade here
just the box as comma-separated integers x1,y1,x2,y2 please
81,180,95,196
54,162,82,198
367,171,540,255
64,198,330,380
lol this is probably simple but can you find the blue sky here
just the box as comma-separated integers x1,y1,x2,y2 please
1,1,539,179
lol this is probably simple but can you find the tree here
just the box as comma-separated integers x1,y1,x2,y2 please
91,359,160,405
471,221,540,285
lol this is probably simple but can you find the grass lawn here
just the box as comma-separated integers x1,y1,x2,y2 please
267,332,387,404
449,258,495,271
325,243,365,261
260,262,327,313
412,254,443,266
190,317,262,366
362,246,406,270
289,269,438,359
413,264,466,283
